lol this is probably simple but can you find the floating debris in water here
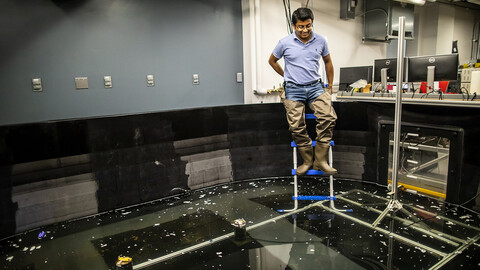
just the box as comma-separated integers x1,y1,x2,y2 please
415,246,426,253
38,231,46,239
6,256,13,262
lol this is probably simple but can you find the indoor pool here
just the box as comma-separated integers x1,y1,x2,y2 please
1,177,479,270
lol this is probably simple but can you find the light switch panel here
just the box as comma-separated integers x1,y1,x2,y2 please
193,74,199,85
104,76,112,88
147,75,154,87
32,78,42,92
75,77,88,89
236,73,243,83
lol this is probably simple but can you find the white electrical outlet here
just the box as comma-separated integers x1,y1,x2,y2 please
193,74,199,85
461,69,469,82
461,82,470,92
104,76,112,88
461,68,480,83
32,78,42,92
147,75,154,87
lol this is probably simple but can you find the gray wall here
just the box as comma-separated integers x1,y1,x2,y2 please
0,0,244,125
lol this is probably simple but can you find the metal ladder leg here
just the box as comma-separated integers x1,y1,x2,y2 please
329,144,353,212
278,145,298,213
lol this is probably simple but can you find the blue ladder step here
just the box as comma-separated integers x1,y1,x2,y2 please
305,114,316,119
293,196,336,201
291,169,326,175
291,140,335,147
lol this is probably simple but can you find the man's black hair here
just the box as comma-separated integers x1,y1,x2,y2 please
292,7,314,25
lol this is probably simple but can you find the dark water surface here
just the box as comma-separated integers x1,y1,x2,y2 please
1,178,479,269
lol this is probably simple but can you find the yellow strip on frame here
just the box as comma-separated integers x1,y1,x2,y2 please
388,180,446,199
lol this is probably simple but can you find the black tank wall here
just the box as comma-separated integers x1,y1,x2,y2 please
1,102,479,239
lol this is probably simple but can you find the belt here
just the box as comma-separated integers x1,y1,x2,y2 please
286,79,322,87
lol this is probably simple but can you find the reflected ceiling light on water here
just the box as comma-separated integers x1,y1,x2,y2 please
394,0,426,5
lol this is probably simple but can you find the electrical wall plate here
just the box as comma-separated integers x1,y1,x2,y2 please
236,73,243,83
193,74,199,85
147,75,154,87
104,76,112,88
32,78,42,92
75,77,88,89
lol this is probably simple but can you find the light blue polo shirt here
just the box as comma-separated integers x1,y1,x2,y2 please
272,32,330,85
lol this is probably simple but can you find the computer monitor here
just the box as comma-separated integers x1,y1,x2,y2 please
407,53,459,92
339,66,373,91
373,58,407,91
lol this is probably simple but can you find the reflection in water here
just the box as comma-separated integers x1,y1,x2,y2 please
0,178,479,269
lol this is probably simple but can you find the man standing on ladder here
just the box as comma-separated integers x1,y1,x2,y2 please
268,7,337,175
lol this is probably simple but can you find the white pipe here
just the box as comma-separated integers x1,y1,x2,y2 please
253,89,268,95
329,145,350,212
249,0,257,94
254,0,262,93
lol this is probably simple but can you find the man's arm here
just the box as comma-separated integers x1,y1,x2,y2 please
268,53,284,77
323,54,334,94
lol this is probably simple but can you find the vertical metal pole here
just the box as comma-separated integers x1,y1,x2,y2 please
392,16,406,201
372,19,408,227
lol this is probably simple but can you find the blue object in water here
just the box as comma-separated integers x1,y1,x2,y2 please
293,196,336,201
38,231,46,239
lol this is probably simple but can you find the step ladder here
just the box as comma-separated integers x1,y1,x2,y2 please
278,114,352,213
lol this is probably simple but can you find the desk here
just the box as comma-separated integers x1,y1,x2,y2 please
335,92,480,108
